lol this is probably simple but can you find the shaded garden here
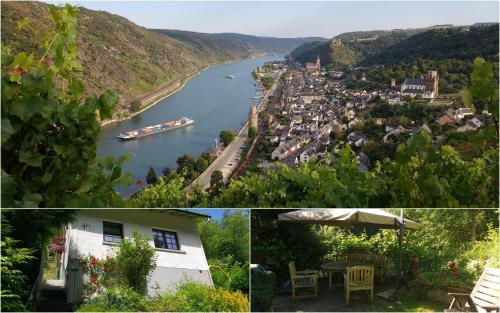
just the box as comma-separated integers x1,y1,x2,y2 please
251,209,499,312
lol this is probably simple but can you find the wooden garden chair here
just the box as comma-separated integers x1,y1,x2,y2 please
445,267,500,312
288,261,319,301
344,265,374,305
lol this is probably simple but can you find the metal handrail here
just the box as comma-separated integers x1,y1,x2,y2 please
25,252,45,311
24,274,40,310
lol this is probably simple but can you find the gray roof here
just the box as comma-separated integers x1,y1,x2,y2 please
403,78,425,86
155,209,211,219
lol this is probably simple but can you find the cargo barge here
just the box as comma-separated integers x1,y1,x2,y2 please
117,117,194,141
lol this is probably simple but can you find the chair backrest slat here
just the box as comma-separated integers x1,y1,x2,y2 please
346,266,374,286
289,261,296,279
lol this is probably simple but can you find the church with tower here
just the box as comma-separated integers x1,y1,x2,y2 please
305,55,321,73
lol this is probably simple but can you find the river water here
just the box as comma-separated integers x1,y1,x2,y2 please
97,54,284,192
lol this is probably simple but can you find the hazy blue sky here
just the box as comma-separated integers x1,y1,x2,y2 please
53,1,498,38
189,209,248,220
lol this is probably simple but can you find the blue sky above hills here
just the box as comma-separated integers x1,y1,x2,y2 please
50,1,498,38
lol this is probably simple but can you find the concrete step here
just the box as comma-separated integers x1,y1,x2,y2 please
36,303,74,312
36,287,72,312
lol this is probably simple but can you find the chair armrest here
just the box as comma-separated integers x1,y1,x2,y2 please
292,274,318,279
297,270,319,275
447,293,470,297
478,305,500,312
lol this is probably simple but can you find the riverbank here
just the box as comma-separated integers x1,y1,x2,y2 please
100,57,257,127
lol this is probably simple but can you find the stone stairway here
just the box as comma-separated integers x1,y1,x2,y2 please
35,281,73,312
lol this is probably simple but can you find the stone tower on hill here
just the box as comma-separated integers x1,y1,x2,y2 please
249,106,258,129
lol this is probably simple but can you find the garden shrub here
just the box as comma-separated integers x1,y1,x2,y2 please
81,255,123,297
145,281,249,312
462,225,499,277
0,237,35,312
80,231,157,299
209,257,249,294
229,264,249,295
77,286,146,312
115,231,157,295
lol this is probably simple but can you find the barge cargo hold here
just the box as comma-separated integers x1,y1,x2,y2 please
117,117,194,141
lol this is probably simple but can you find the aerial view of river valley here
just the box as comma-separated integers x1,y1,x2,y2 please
97,54,284,193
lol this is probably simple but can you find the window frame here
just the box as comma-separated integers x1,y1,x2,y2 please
152,228,181,251
102,221,124,244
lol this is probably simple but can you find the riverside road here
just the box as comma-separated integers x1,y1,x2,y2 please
189,78,280,191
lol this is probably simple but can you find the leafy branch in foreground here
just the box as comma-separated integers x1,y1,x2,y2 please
1,4,132,207
213,132,497,208
461,56,499,137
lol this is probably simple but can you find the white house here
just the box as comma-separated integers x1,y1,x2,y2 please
468,117,483,128
455,108,474,120
60,209,213,303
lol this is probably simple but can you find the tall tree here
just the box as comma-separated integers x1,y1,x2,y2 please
146,167,158,185
219,130,235,147
208,170,225,200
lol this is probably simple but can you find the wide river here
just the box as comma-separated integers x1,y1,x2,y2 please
97,54,284,193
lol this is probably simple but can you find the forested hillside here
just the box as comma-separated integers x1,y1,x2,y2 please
1,2,213,113
155,30,324,54
362,25,499,92
212,32,325,53
361,25,499,66
290,25,498,76
290,28,423,69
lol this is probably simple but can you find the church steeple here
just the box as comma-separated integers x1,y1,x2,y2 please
316,54,320,68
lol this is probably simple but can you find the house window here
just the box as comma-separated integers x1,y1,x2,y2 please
153,229,179,250
103,221,123,243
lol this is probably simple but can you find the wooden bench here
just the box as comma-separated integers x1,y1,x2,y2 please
445,267,500,312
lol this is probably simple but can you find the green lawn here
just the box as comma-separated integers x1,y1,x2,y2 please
43,256,59,280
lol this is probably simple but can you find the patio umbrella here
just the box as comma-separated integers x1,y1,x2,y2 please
277,209,419,229
278,209,420,291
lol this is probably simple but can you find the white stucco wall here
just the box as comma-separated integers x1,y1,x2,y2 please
62,209,213,300
66,210,209,270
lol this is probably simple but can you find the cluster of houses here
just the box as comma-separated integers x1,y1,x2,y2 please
262,61,488,171
437,107,485,132
267,69,379,170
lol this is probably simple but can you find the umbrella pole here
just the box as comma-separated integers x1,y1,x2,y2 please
397,208,404,291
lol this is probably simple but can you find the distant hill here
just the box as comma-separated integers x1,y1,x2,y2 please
291,24,499,72
151,29,252,62
361,25,499,66
290,28,424,69
1,2,321,117
153,29,325,54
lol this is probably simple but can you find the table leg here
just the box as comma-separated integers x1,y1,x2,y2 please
329,270,332,292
